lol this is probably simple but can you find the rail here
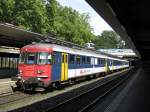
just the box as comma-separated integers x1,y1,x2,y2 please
44,69,134,112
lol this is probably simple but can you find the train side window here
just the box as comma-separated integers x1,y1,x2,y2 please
69,54,75,64
76,56,80,65
82,56,86,64
62,54,65,63
114,60,116,65
98,58,104,65
65,55,68,63
95,58,98,65
102,59,105,65
98,58,100,64
91,57,95,65
86,57,90,64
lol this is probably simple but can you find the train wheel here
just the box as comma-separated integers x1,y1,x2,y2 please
68,80,74,85
52,82,61,89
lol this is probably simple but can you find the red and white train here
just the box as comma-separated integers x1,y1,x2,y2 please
14,42,129,91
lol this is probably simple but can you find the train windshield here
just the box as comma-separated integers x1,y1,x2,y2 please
26,53,36,64
37,52,51,65
19,52,52,65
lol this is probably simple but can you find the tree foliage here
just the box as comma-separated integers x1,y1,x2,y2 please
0,0,15,23
93,30,126,49
46,0,95,45
0,0,125,48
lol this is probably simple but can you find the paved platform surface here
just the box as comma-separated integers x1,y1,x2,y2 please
92,68,150,112
0,78,16,95
0,78,15,84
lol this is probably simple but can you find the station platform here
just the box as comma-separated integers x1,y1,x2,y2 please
92,68,150,112
0,78,16,95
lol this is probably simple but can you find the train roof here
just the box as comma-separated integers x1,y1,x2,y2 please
22,43,128,62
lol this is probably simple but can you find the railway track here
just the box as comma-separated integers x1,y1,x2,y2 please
43,70,133,112
0,68,133,112
0,92,30,105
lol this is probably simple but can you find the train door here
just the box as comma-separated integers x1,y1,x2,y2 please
105,58,110,73
61,53,68,81
112,60,114,72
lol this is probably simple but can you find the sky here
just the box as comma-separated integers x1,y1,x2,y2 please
57,0,113,35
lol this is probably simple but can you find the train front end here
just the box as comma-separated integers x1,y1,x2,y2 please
16,44,53,91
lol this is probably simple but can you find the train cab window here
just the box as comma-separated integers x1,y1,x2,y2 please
37,53,53,65
19,53,26,64
76,56,80,65
37,53,48,64
69,54,75,64
26,53,36,64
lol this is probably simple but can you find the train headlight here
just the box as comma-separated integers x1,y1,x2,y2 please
37,77,41,80
37,70,44,74
19,70,23,74
17,74,22,79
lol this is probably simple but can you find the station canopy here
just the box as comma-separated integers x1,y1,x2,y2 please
86,0,150,61
0,23,46,48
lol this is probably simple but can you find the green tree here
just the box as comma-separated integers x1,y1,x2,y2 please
46,0,95,45
0,0,49,34
0,0,95,46
13,0,49,34
46,0,59,34
0,0,15,23
93,30,126,49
